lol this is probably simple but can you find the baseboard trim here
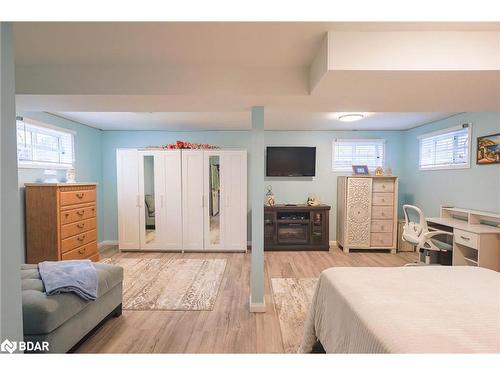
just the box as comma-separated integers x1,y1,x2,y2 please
329,240,337,248
249,295,266,313
98,241,118,250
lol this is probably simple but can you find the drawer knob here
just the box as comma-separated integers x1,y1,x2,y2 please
76,193,85,199
77,210,85,216
77,235,86,241
381,226,385,230
382,185,386,188
77,223,85,229
460,235,470,241
78,248,85,255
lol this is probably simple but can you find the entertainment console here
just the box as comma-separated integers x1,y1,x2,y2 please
264,204,330,251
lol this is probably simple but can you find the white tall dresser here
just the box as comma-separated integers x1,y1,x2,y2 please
336,176,398,253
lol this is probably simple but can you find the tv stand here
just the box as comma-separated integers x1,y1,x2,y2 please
264,204,330,251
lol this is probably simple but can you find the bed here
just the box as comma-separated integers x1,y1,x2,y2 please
299,266,500,353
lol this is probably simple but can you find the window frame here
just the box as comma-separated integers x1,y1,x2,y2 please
418,124,472,171
17,117,76,170
332,138,386,173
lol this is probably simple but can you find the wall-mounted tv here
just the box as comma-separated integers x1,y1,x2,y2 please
266,147,316,177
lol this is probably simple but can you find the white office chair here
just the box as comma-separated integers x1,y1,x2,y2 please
402,205,453,265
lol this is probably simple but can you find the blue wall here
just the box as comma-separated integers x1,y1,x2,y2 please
17,111,500,247
264,130,405,239
400,112,500,216
17,112,104,249
100,129,405,242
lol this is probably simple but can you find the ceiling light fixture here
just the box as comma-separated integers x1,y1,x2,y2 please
337,113,365,122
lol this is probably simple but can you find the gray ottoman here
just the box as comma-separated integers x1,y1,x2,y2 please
22,262,123,353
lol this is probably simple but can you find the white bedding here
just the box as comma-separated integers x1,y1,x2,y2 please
299,266,500,353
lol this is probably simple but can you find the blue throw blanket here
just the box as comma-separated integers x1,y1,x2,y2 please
39,260,98,301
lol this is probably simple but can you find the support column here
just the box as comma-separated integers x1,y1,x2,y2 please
249,106,265,312
0,22,24,344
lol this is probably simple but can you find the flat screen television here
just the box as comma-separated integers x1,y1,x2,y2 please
266,147,316,177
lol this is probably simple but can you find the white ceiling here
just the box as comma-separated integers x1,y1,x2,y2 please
14,22,500,67
14,22,499,130
53,111,457,131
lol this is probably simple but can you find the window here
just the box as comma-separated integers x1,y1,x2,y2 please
332,139,385,172
418,124,471,170
17,117,75,169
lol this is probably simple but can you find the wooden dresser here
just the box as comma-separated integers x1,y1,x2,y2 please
336,176,398,253
25,183,99,263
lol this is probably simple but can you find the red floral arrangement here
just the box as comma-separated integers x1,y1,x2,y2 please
162,141,219,150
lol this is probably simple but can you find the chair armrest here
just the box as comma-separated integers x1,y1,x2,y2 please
423,230,453,239
418,230,453,251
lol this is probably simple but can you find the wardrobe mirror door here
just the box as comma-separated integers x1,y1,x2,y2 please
143,155,156,244
208,155,221,245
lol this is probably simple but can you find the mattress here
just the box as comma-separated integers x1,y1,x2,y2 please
299,266,500,353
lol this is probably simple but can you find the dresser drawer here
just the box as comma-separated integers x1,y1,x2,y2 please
371,220,393,233
372,179,395,193
61,205,96,225
454,229,478,249
60,189,96,207
61,229,97,253
61,241,98,261
371,205,394,220
372,193,393,206
61,217,97,239
370,232,394,247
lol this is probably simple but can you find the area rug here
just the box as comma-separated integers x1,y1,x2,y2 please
271,278,318,353
101,257,226,311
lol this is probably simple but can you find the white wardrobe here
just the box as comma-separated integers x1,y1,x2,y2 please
116,148,247,252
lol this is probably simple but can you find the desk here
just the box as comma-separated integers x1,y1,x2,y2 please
427,209,500,272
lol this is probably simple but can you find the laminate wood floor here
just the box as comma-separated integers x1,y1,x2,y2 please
75,246,416,353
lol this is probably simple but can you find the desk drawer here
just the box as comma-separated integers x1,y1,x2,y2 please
61,218,97,239
61,241,97,261
454,229,478,249
372,179,395,193
60,189,96,207
372,193,393,206
371,232,393,247
61,229,97,253
371,206,394,220
61,205,96,225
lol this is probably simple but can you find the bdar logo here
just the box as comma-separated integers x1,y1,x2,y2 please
1,339,17,354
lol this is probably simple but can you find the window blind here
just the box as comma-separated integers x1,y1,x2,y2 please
418,125,470,170
17,117,75,168
332,139,385,172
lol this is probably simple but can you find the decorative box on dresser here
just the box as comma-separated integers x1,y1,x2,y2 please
336,176,398,253
25,183,99,263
